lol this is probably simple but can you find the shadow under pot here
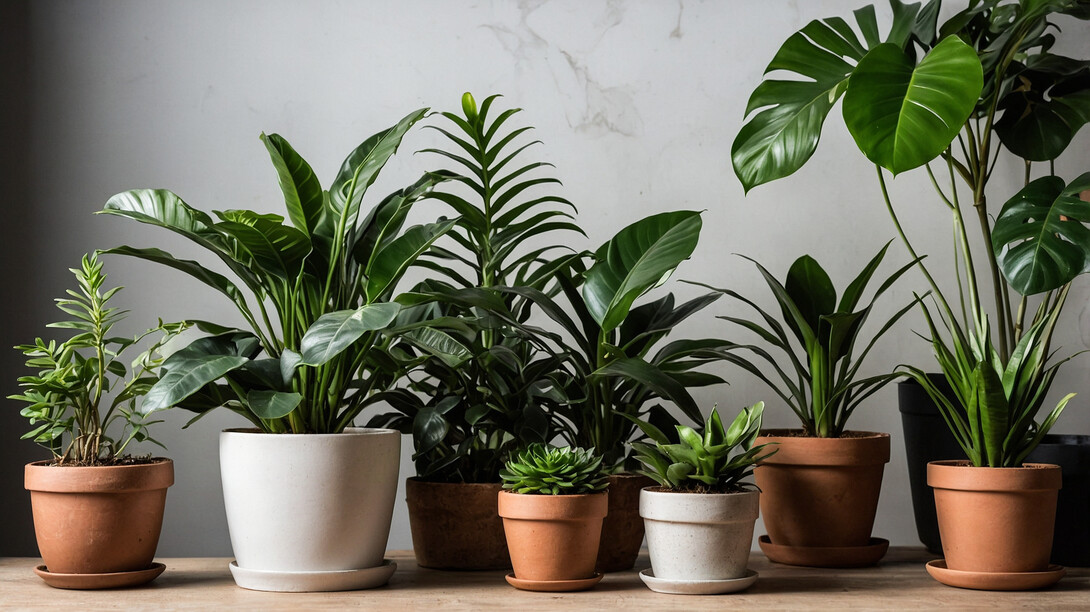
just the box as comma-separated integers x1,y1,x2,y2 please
497,490,608,592
405,478,510,570
753,430,890,568
219,428,401,592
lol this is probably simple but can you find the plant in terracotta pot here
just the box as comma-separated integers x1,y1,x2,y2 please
732,0,1090,587
694,247,919,567
98,108,461,592
367,93,577,570
11,253,185,589
498,443,609,592
630,402,775,595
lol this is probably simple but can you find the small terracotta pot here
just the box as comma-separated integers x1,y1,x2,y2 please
597,473,654,572
498,490,608,582
755,430,890,548
25,458,174,575
928,460,1061,573
405,478,510,570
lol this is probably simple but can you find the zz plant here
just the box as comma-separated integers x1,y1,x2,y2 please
100,109,456,433
500,443,609,495
733,0,1090,466
10,254,186,464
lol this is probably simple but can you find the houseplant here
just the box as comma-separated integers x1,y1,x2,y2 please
497,443,609,592
12,253,183,589
367,93,577,570
696,248,919,567
99,108,458,591
733,0,1089,587
631,402,775,595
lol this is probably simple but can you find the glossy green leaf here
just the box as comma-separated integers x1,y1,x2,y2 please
785,255,836,333
216,215,312,279
592,356,701,425
261,133,324,235
299,302,402,366
100,245,246,306
246,390,303,420
365,218,456,302
141,354,249,415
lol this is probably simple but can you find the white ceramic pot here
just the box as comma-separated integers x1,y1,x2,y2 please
219,427,400,590
640,488,760,581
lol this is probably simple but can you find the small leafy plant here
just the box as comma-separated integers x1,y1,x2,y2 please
500,443,609,495
10,254,186,464
630,402,774,493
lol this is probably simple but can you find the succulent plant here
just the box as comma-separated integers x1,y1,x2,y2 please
500,444,609,495
630,402,776,493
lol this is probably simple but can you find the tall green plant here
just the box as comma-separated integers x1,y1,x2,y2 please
733,0,1090,465
99,109,457,434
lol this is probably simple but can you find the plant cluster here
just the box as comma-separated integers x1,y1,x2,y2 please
500,443,609,495
630,402,774,493
10,254,186,464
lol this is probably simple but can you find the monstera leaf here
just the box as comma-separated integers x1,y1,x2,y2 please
992,172,1090,295
995,53,1090,162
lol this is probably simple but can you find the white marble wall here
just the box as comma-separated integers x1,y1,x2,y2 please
19,0,1090,555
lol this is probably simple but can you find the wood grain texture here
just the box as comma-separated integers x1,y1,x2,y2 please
2,549,1087,610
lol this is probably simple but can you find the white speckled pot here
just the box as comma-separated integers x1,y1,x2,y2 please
640,488,760,581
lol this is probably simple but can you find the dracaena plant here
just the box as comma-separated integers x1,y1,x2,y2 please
629,402,775,493
500,443,609,495
692,246,921,438
99,109,455,434
9,254,186,464
733,0,1090,465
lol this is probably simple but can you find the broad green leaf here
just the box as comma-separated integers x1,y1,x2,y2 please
994,53,1090,161
844,36,983,174
785,255,836,332
592,356,701,425
399,327,472,368
992,172,1090,295
246,390,302,420
141,354,249,414
413,406,451,456
261,133,324,235
101,189,217,235
299,302,402,366
216,216,311,279
365,218,456,302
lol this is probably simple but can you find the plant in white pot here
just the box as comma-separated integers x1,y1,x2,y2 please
98,109,461,592
11,254,185,589
630,402,774,595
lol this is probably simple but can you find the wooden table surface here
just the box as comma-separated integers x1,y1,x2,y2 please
1,549,1086,610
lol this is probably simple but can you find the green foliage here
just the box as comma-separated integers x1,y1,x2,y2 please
9,254,186,463
99,109,456,433
630,402,774,492
696,245,920,437
500,443,608,495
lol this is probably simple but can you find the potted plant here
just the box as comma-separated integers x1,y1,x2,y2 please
367,93,577,570
733,0,1089,588
11,254,184,589
98,109,459,592
631,402,775,595
497,443,609,592
695,248,918,567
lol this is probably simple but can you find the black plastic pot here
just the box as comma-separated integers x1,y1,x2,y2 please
1027,434,1090,567
897,375,963,554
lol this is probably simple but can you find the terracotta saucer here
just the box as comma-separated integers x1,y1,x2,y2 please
925,559,1066,591
639,568,758,595
504,572,603,592
228,559,396,592
34,562,166,590
758,535,889,568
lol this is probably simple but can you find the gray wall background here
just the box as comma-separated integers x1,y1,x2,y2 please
3,0,1089,557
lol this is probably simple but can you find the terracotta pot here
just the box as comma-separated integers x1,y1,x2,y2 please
928,460,1061,573
755,430,890,548
640,488,759,581
25,458,173,575
405,478,510,570
596,473,654,572
498,490,608,582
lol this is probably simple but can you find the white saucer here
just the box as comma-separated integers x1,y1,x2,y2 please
638,568,758,595
228,559,396,592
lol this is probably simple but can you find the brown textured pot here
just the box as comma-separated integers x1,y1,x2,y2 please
755,430,890,551
405,478,511,570
25,458,174,577
596,473,654,572
498,490,608,583
928,460,1061,574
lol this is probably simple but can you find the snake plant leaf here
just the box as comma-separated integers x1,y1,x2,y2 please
246,390,303,420
365,218,456,302
994,53,1090,162
732,2,922,191
583,210,702,334
261,133,324,236
844,36,983,174
971,361,1010,467
991,172,1090,295
299,302,402,366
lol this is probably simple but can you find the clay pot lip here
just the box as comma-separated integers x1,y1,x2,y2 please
927,460,1063,491
25,457,174,493
754,430,891,466
221,426,399,437
497,490,609,520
